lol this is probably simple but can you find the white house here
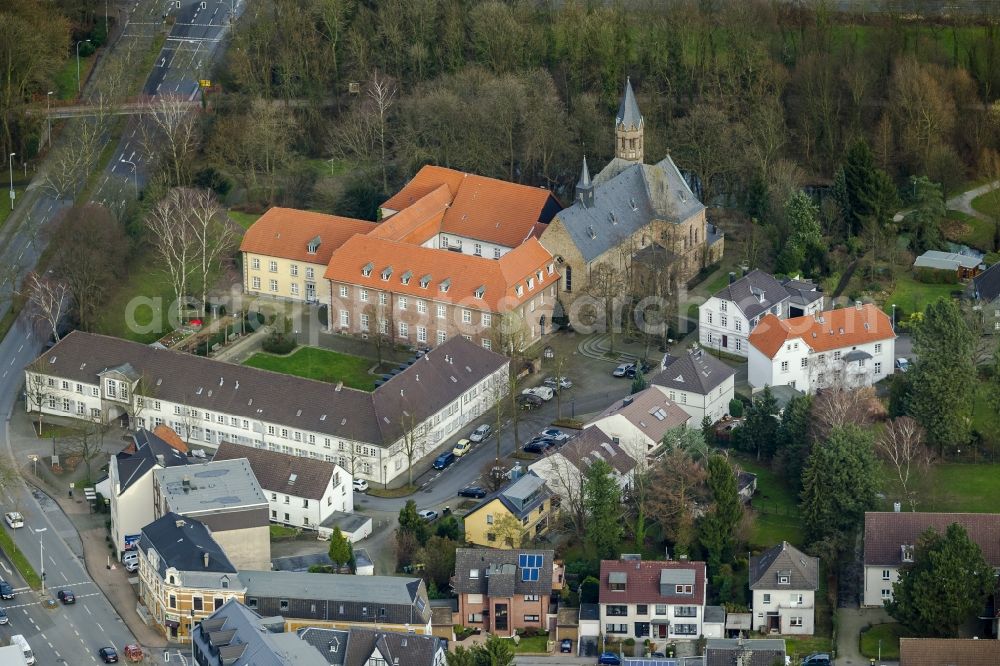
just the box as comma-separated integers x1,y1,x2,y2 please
108,428,191,556
650,348,736,425
598,557,707,644
749,542,819,635
700,270,824,357
863,512,1000,607
747,303,895,393
25,332,508,486
529,426,637,503
587,388,691,467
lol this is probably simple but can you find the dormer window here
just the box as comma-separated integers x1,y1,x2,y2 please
381,266,393,281
420,274,431,289
587,226,597,239
536,270,544,282
901,544,914,562
440,278,451,293
515,285,524,297
609,212,618,225
474,286,485,299
401,270,412,286
609,571,627,591
675,584,693,594
362,262,374,277
527,277,535,291
307,236,321,254
629,197,638,211
547,263,554,275
778,575,790,585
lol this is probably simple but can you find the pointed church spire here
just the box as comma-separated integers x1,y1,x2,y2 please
615,77,644,163
575,155,594,208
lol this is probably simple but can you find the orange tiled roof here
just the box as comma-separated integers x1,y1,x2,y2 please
239,208,377,264
324,235,555,311
380,165,466,212
748,303,895,359
152,424,189,454
368,184,451,244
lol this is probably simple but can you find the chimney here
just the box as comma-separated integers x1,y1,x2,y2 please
855,300,863,310
203,551,210,568
156,454,165,467
622,396,634,407
728,271,736,284
182,475,192,492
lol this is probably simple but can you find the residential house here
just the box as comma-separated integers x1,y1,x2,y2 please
899,638,1000,666
212,441,355,537
452,548,562,637
587,387,691,466
705,638,786,666
598,556,707,643
25,332,508,486
969,261,1000,333
650,348,736,425
463,473,555,548
749,542,819,635
528,426,637,505
700,270,791,357
153,459,271,571
238,570,432,634
137,513,246,643
863,512,1000,607
747,303,895,392
913,250,983,280
193,599,328,666
781,278,825,318
298,627,447,666
540,79,723,306
108,428,190,556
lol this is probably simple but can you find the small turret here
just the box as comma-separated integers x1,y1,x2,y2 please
575,155,594,208
615,77,644,162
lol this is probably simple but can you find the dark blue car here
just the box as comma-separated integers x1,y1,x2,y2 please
597,653,622,665
433,452,455,470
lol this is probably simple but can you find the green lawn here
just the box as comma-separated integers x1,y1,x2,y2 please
860,623,910,660
942,208,996,253
53,53,97,100
971,188,1000,218
972,380,1000,447
514,634,550,654
243,346,377,390
269,524,299,539
229,210,262,230
880,273,959,320
786,636,834,662
95,251,177,343
920,463,1000,512
732,454,804,548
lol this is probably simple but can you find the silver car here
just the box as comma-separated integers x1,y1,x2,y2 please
469,424,492,442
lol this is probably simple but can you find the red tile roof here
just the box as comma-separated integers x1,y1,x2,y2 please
598,559,706,606
368,184,451,244
152,425,189,454
748,304,894,359
324,235,555,311
864,512,1000,566
239,208,377,264
380,165,466,212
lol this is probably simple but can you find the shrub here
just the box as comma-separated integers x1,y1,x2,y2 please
262,331,297,355
914,267,958,284
193,167,233,196
728,398,744,418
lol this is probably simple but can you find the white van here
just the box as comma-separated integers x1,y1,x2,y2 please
11,634,35,665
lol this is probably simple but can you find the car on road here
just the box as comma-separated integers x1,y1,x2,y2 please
801,654,831,666
517,394,543,410
469,424,492,442
0,607,7,624
612,363,631,377
538,428,570,442
458,485,487,499
452,439,472,457
57,589,76,604
4,511,23,529
597,653,622,665
0,579,14,599
353,478,369,493
544,376,573,390
98,646,119,663
523,438,559,454
418,509,438,522
433,452,456,470
560,638,573,653
521,386,555,401
895,357,910,373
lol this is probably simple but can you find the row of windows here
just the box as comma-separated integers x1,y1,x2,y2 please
440,237,503,259
761,593,804,604
249,257,316,280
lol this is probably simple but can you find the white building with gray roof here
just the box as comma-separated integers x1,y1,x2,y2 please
749,541,819,635
650,347,736,425
194,598,329,666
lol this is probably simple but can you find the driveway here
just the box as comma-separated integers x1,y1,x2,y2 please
946,180,998,221
836,606,895,666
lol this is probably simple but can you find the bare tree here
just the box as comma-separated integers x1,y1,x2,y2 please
186,189,235,316
586,262,623,354
875,416,933,510
141,94,200,187
364,302,395,366
398,410,426,488
368,71,396,193
24,359,54,436
644,449,709,556
535,447,585,534
42,112,107,199
810,386,883,442
145,189,198,320
22,272,71,342
125,374,158,431
59,421,108,482
492,514,524,549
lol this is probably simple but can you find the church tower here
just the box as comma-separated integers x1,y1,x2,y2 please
615,77,644,163
574,155,594,208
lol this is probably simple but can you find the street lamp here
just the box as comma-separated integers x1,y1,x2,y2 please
190,609,196,661
33,527,47,594
8,152,14,211
46,91,53,147
891,303,896,330
76,39,92,93
121,158,138,196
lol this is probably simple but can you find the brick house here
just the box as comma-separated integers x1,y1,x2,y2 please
452,548,563,637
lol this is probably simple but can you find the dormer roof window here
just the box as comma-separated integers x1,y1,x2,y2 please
306,236,321,254
420,274,432,289
381,266,393,281
362,262,374,277
777,574,790,585
401,270,413,286
901,544,914,563
608,571,627,591
474,285,485,299
515,285,524,297
440,278,451,293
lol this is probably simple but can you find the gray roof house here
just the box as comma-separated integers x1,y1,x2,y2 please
749,542,819,636
297,628,350,666
914,250,983,273
453,547,557,598
194,599,328,666
780,278,824,317
712,270,789,322
749,542,819,592
972,261,1000,303
653,349,736,397
297,627,446,666
138,511,238,581
117,429,190,493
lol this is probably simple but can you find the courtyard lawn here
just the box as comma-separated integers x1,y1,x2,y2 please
229,210,262,230
880,273,959,320
732,454,804,548
243,346,376,390
860,623,911,660
514,634,550,654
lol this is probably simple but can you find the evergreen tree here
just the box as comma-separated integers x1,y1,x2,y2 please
662,426,709,461
908,299,976,454
630,368,648,394
701,415,715,447
583,459,624,559
778,191,825,275
735,386,779,460
800,426,880,554
905,176,945,253
398,499,430,545
327,526,353,569
774,394,814,491
887,523,994,637
842,139,899,235
698,455,742,572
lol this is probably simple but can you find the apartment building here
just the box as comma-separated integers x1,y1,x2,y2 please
463,473,556,548
25,332,508,486
194,599,329,666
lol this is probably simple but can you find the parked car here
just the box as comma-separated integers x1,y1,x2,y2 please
0,607,7,625
469,424,492,442
523,438,559,454
353,478,369,493
517,394,543,410
560,639,573,653
612,363,631,377
417,509,438,522
597,653,622,665
98,646,119,663
543,376,573,390
895,357,910,373
0,579,14,599
4,512,23,529
452,439,472,457
801,654,831,666
458,485,487,499
124,559,138,573
433,452,456,470
538,428,570,442
521,386,554,401
624,361,652,378
57,589,76,604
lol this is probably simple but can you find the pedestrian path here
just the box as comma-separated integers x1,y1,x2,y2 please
946,179,999,221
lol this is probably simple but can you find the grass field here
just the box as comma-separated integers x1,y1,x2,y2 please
860,623,910,660
732,454,804,548
0,188,25,230
514,634,549,654
942,208,996,253
920,463,1000,513
243,346,377,390
269,525,299,539
229,210,262,230
95,251,176,343
880,273,959,319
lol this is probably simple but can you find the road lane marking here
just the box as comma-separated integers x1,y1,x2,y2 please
60,571,68,581
96,622,104,632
